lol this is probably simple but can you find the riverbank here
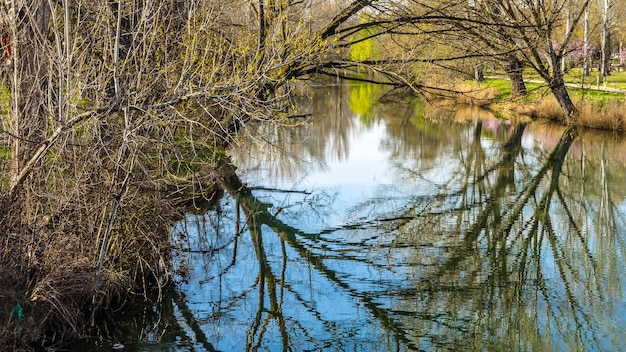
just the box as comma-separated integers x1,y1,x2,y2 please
433,72,626,131
0,164,224,351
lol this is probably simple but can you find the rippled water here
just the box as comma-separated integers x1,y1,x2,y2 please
91,84,626,351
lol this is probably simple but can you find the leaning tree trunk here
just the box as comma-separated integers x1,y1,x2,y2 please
549,74,577,119
8,1,50,201
503,54,527,97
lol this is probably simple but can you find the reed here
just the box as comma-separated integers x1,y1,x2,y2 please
503,94,626,131
576,100,626,131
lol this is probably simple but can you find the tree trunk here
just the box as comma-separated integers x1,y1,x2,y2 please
9,1,50,199
549,75,577,119
561,4,571,72
474,64,484,82
601,0,611,77
583,3,590,76
601,28,611,76
503,54,527,97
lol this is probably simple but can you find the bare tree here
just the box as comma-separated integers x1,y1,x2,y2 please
463,0,589,117
2,0,615,346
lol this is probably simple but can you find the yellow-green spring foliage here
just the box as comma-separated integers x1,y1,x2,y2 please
349,80,382,126
349,16,378,62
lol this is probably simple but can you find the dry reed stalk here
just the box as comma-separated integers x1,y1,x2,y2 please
576,101,626,131
535,98,567,122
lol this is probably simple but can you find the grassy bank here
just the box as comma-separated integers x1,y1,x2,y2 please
448,71,626,130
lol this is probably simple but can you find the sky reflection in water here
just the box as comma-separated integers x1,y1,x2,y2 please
171,85,626,351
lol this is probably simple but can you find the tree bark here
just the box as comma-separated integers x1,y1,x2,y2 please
583,3,590,76
549,74,577,119
601,27,611,76
503,54,527,97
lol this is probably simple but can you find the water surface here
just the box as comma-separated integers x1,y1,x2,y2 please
130,84,626,351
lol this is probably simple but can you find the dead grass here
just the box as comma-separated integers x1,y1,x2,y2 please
488,94,564,124
0,191,177,350
421,79,500,108
450,84,500,107
492,93,626,131
0,150,221,351
576,101,626,131
523,98,567,122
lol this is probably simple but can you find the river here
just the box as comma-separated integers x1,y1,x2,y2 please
84,82,626,351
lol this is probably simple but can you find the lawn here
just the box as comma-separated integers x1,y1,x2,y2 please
563,68,626,91
479,70,626,105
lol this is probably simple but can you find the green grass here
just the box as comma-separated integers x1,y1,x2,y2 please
564,68,626,90
0,84,9,113
479,78,511,100
479,72,626,106
477,78,545,102
0,144,9,192
570,88,626,105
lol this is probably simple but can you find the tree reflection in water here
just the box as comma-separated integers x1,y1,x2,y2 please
171,86,626,351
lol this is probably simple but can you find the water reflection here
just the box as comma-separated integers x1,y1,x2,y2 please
172,85,626,351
